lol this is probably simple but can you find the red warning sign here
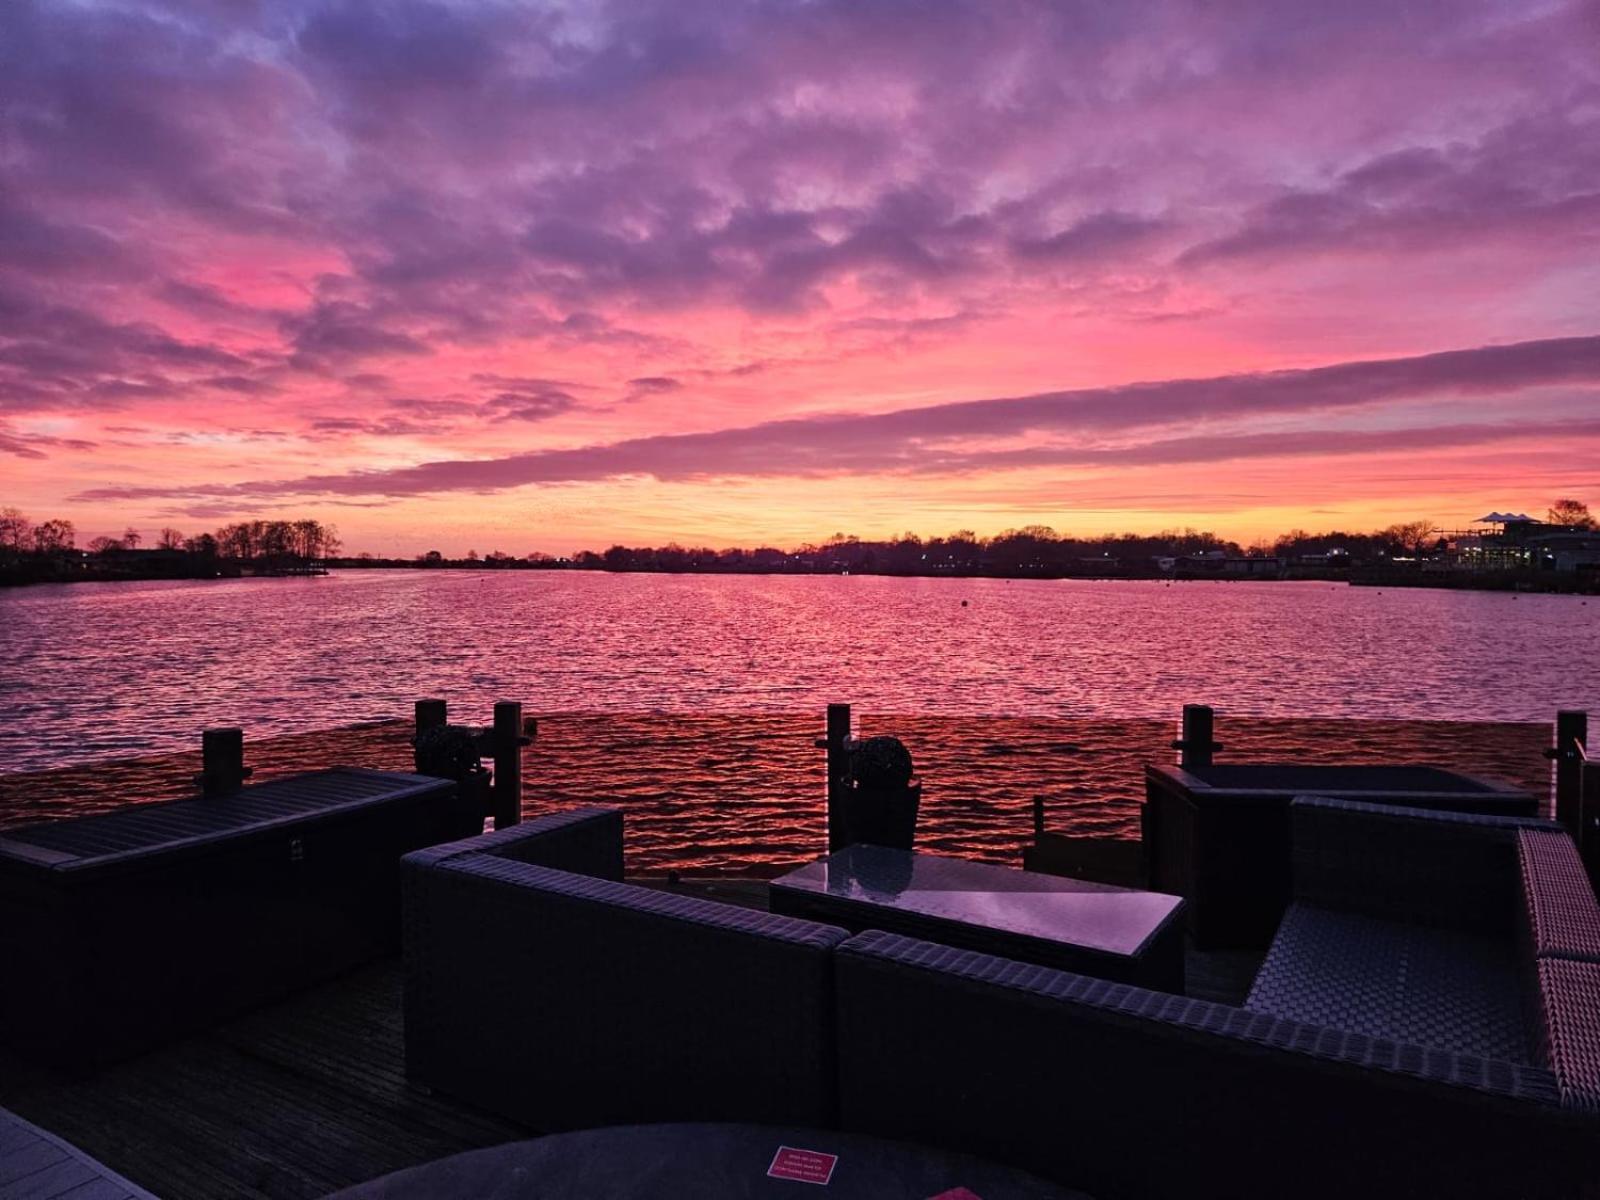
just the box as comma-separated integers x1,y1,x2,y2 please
767,1145,838,1185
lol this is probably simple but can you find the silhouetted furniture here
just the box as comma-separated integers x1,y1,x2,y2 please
1144,762,1537,946
833,799,1600,1200
401,809,849,1130
0,768,472,1069
770,844,1185,992
325,1123,1088,1199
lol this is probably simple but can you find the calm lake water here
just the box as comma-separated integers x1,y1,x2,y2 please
1,570,1596,773
1,572,1592,869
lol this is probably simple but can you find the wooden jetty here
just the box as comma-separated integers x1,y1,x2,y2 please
0,700,1591,1198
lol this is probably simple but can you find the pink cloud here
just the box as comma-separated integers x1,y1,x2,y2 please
1,0,1596,548
69,333,1600,500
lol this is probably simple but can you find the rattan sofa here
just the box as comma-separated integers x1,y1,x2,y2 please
401,808,848,1131
833,798,1600,1200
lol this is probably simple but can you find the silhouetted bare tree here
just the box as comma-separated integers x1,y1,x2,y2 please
33,519,75,554
0,507,32,556
1379,520,1437,558
1548,499,1597,530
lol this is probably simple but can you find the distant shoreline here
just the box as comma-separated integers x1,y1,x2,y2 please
0,563,322,589
5,560,1595,595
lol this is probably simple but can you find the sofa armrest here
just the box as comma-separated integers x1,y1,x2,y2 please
1519,829,1600,961
401,806,623,880
1289,796,1557,933
1536,957,1600,1114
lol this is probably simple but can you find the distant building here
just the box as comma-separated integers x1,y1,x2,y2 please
1294,548,1351,568
1175,554,1283,578
1438,510,1600,573
1527,530,1600,573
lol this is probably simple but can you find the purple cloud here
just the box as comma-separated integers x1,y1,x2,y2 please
4,0,1598,536
70,333,1600,501
0,423,95,459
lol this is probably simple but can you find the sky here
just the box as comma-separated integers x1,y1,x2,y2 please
1,0,1598,556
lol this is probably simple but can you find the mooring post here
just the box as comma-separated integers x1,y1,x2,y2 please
415,698,447,738
817,703,853,852
1581,756,1600,891
1173,704,1221,769
1550,710,1587,832
199,727,250,797
491,701,530,829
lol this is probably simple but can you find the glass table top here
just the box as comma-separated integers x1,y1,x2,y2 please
772,844,1182,956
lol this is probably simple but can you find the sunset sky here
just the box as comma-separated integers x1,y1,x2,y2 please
2,0,1598,555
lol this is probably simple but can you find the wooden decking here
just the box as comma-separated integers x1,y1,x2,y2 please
0,878,1260,1200
0,962,527,1200
0,1107,157,1200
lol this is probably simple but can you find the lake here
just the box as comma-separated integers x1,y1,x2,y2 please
1,572,1593,870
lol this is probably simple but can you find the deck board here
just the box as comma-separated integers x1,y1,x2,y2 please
0,963,528,1200
0,1108,151,1200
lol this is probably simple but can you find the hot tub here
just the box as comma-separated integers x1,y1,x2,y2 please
0,767,477,1068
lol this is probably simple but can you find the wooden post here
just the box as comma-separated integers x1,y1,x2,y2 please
1173,704,1221,769
415,698,447,737
199,727,249,797
491,701,527,830
1552,710,1587,832
1581,757,1600,891
817,703,852,852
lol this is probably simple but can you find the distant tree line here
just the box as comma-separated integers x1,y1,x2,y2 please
328,502,1594,579
0,507,75,556
1,507,340,585
7,498,1593,587
562,521,1452,577
328,516,1554,577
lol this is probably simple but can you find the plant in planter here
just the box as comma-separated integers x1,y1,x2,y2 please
845,735,921,850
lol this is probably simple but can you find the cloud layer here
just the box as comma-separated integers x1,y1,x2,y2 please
2,0,1598,548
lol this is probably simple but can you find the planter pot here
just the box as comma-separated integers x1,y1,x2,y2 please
843,781,922,850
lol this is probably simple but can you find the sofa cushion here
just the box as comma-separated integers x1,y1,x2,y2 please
1518,829,1600,961
1288,796,1552,935
1246,904,1531,1063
